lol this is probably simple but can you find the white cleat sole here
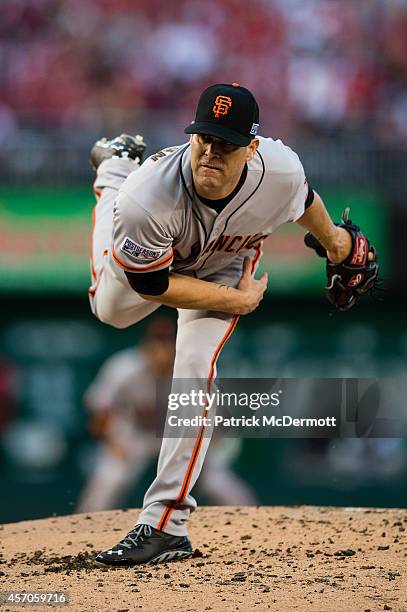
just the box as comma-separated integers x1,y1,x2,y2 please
94,548,193,567
148,549,193,565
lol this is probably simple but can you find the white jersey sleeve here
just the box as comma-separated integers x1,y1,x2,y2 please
284,148,309,223
260,137,309,225
112,191,174,273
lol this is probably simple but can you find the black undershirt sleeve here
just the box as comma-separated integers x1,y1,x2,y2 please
304,184,315,209
125,267,170,296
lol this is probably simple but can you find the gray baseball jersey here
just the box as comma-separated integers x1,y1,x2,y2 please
111,135,308,285
89,135,309,536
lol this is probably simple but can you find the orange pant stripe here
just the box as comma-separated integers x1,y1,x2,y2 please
157,314,239,532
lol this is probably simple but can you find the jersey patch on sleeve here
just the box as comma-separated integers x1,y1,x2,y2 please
120,237,163,261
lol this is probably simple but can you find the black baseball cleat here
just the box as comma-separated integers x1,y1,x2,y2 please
95,524,193,566
90,134,147,170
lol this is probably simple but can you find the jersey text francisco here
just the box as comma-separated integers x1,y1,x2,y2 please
201,233,269,257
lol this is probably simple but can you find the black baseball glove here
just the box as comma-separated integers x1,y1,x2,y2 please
89,134,147,170
304,208,380,311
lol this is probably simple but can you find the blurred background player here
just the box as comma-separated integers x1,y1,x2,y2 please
76,316,256,512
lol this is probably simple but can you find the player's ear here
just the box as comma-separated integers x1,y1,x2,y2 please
246,138,259,162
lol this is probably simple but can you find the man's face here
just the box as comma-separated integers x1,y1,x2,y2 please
190,133,259,199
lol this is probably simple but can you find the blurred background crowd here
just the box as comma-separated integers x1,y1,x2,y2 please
1,0,407,185
0,0,406,522
2,0,407,141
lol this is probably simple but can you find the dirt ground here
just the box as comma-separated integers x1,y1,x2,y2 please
0,506,406,612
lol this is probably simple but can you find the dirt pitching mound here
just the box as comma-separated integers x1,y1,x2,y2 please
1,506,406,611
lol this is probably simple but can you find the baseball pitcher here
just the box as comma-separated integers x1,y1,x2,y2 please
88,83,378,566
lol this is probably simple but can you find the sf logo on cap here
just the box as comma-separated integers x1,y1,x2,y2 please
213,95,232,118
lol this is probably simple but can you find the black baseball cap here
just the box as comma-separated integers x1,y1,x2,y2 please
184,83,260,146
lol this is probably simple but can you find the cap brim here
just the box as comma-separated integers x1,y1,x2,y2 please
184,122,251,146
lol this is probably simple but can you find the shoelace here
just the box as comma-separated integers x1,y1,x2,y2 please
120,524,153,550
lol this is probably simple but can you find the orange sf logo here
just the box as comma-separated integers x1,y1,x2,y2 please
213,95,232,118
